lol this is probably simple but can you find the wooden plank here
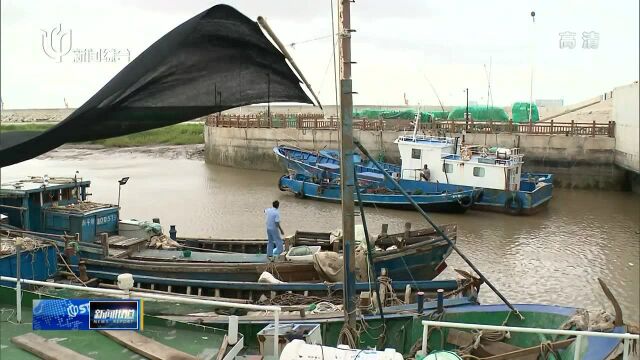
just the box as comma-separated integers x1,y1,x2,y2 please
482,339,574,360
446,329,532,360
11,333,94,360
100,330,197,360
215,335,228,360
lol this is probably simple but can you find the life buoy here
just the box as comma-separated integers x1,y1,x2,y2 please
457,195,473,208
504,194,523,215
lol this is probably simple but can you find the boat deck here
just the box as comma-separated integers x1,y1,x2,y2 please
129,248,269,263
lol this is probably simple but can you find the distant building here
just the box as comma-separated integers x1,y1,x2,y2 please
536,99,564,108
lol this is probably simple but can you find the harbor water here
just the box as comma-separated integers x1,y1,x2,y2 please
3,149,639,322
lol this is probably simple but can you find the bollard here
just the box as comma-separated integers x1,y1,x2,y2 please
169,225,177,240
417,291,424,314
228,315,239,345
15,238,23,323
437,289,444,313
78,260,89,282
101,233,109,258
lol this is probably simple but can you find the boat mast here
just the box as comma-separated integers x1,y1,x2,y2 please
338,0,357,328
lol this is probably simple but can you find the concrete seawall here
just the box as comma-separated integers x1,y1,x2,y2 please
205,126,626,190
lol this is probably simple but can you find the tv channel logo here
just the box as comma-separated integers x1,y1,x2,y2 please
89,300,142,330
33,299,143,330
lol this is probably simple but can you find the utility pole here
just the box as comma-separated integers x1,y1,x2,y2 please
465,88,469,133
339,0,356,330
267,72,271,122
529,11,536,123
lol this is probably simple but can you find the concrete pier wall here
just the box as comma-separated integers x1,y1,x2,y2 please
612,82,640,192
205,126,625,190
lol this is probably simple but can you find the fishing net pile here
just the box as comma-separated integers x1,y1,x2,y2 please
0,237,43,255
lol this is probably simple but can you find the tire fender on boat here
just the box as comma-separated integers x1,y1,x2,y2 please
278,175,288,191
295,179,306,199
504,193,523,215
473,189,484,203
457,194,473,208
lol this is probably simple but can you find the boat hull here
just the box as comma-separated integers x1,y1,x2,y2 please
275,145,554,216
279,175,474,213
0,244,57,287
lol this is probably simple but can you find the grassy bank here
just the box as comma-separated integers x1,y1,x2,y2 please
0,123,204,146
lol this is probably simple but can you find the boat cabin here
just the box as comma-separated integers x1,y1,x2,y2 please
395,135,523,191
0,176,119,242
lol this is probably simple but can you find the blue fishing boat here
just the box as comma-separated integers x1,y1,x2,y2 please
274,146,479,212
274,129,554,215
279,173,477,213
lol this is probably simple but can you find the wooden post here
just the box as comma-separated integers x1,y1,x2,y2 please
592,120,596,137
380,223,389,237
571,120,575,135
550,119,554,134
609,121,615,137
100,233,109,258
314,115,318,129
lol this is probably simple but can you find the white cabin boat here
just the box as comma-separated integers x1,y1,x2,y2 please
393,122,553,215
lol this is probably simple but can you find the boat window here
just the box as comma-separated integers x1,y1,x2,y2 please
46,190,60,202
473,167,485,177
411,148,421,159
444,163,453,173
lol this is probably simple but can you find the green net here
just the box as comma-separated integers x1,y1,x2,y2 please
511,102,539,123
447,106,509,122
352,108,434,122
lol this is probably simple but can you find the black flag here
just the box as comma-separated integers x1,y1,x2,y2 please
0,4,312,166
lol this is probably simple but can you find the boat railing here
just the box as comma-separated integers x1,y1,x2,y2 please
397,134,456,144
420,319,639,360
1,275,283,359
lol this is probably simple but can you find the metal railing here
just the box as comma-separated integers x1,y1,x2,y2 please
1,275,283,359
420,319,639,360
205,114,615,137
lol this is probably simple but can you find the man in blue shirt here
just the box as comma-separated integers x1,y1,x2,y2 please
264,200,284,257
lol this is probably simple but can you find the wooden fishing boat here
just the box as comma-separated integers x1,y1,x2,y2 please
1,221,459,289
72,224,456,283
158,301,634,360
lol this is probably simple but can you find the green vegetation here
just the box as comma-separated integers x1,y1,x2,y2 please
89,123,204,147
0,123,54,132
0,123,204,147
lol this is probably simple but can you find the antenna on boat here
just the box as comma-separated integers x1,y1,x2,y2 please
424,74,446,114
337,0,358,340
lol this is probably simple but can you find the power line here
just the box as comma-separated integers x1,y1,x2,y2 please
289,34,334,48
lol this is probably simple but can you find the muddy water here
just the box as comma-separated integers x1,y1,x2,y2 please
3,151,639,322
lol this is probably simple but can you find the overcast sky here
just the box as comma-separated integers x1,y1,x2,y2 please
1,0,638,109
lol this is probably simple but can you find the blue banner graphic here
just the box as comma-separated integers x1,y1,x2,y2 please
33,299,142,330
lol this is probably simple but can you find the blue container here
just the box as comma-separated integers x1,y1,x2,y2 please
43,207,119,242
0,245,58,287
